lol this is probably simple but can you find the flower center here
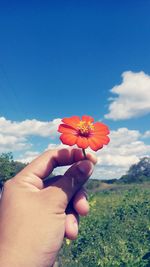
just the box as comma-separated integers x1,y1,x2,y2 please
77,120,94,136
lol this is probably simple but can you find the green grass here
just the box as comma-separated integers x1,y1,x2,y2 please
58,183,150,267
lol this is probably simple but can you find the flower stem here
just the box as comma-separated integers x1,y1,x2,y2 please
82,148,87,159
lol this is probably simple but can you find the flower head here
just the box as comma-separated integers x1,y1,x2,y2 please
58,115,110,151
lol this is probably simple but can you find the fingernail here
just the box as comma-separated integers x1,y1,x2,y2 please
77,160,94,176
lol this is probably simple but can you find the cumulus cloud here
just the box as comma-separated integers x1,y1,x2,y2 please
46,143,69,150
95,128,150,179
143,130,150,138
0,116,61,152
105,71,150,120
0,133,30,153
16,151,40,163
0,117,61,137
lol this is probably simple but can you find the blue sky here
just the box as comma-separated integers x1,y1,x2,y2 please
0,1,150,179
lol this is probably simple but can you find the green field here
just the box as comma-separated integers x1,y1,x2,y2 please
58,182,150,267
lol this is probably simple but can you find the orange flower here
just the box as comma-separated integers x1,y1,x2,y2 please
58,115,110,151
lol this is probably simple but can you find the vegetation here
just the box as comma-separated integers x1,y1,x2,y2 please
58,184,150,266
0,152,26,187
119,157,150,184
57,157,150,266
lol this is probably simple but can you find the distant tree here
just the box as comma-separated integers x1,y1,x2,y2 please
0,152,15,185
12,161,26,176
119,157,150,183
128,157,150,178
0,152,26,186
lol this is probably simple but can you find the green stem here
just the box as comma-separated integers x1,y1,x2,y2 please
82,148,87,159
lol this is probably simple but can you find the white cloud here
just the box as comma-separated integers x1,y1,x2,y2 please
0,117,61,137
46,143,69,150
105,71,150,120
0,133,30,153
0,116,61,153
16,151,40,163
94,128,150,179
143,130,150,138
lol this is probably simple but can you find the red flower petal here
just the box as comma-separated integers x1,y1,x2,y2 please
88,136,103,151
62,116,80,129
76,136,89,149
82,115,94,123
58,124,77,134
93,134,110,145
93,122,110,134
60,133,77,146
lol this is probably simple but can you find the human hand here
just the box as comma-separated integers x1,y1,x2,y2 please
0,148,96,267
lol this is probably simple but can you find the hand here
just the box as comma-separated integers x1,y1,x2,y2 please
0,148,96,267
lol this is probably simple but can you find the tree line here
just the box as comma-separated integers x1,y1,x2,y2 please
0,153,150,190
0,152,26,188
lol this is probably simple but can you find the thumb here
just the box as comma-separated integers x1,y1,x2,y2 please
43,160,94,211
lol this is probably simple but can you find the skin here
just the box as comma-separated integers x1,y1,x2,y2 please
0,148,97,267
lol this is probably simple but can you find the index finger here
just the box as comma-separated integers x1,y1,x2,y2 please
17,148,97,180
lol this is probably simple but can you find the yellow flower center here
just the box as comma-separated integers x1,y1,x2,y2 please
77,120,94,136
